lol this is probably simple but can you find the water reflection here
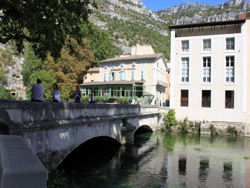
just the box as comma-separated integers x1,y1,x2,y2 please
199,159,209,182
58,132,250,188
178,155,187,175
223,161,233,183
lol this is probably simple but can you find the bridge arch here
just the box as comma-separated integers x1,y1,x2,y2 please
134,125,153,135
58,136,121,170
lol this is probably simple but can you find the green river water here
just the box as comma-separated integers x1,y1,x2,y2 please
59,131,250,188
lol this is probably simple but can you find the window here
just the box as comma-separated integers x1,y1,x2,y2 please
226,37,235,50
132,62,136,67
181,90,188,107
203,39,211,51
104,64,108,69
111,72,115,81
225,56,235,83
141,70,146,80
181,40,189,52
225,90,234,108
203,57,211,83
202,90,211,108
181,57,189,82
104,72,107,81
120,63,124,67
119,71,126,80
131,71,135,80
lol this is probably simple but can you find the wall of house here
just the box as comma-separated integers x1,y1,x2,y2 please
83,69,100,83
170,24,246,122
246,19,250,125
99,57,167,104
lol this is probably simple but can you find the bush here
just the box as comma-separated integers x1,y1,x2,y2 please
163,109,178,129
227,126,238,136
179,117,189,134
0,86,15,100
210,124,217,136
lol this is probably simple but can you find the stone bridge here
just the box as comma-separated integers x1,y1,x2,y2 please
0,100,168,169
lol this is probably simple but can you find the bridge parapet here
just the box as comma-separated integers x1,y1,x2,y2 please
0,100,139,124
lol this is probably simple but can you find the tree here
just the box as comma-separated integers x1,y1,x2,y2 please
0,0,95,59
22,46,43,86
0,86,14,100
43,37,94,100
164,109,178,129
80,23,122,65
27,70,56,100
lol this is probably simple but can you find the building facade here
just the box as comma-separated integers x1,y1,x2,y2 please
169,13,250,124
81,45,168,105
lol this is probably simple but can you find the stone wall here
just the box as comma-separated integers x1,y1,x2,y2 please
200,121,247,136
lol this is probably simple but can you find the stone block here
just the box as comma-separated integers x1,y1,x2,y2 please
0,135,47,188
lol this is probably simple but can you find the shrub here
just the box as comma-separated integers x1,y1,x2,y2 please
210,124,216,136
163,109,178,129
227,126,238,136
179,117,189,134
209,124,216,136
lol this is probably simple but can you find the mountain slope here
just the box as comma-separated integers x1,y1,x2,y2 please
90,0,249,59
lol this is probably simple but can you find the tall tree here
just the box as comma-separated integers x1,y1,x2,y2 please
80,23,122,66
0,0,95,59
22,46,43,86
43,37,94,100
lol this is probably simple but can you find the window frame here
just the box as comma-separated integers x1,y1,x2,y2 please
202,56,211,83
181,57,189,83
225,90,234,109
226,37,235,51
181,40,189,52
201,90,211,108
180,90,189,107
225,56,235,83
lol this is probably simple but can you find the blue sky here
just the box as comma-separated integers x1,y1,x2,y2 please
141,0,231,11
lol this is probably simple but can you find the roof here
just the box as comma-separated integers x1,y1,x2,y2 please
168,19,245,30
100,54,164,63
80,80,145,86
87,67,99,73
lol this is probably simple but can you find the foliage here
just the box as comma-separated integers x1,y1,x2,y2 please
227,125,238,136
22,45,43,86
243,156,250,160
0,0,95,59
47,168,69,188
178,117,189,134
0,48,15,66
163,109,178,129
189,121,200,133
80,22,122,65
0,85,14,100
43,37,94,100
210,124,217,136
26,70,56,100
0,66,7,85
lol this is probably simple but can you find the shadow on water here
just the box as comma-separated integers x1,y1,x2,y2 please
223,161,233,183
58,136,121,172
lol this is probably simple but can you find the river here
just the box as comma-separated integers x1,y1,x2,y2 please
59,131,250,188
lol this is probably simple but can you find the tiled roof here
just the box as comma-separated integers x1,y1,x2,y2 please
87,67,99,72
80,80,145,86
168,19,245,30
100,53,164,63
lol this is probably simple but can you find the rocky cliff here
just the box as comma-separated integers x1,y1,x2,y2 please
90,0,249,56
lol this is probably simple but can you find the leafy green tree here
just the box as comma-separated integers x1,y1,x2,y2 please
0,86,14,100
80,23,122,65
43,37,94,100
164,109,178,129
0,66,7,85
22,46,43,86
0,0,95,59
27,70,56,101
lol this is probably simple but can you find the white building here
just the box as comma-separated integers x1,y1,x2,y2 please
168,13,250,126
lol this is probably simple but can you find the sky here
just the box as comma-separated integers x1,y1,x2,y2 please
141,0,232,11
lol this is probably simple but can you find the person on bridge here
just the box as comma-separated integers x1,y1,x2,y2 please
31,79,44,102
52,83,60,102
74,85,81,103
89,90,95,103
